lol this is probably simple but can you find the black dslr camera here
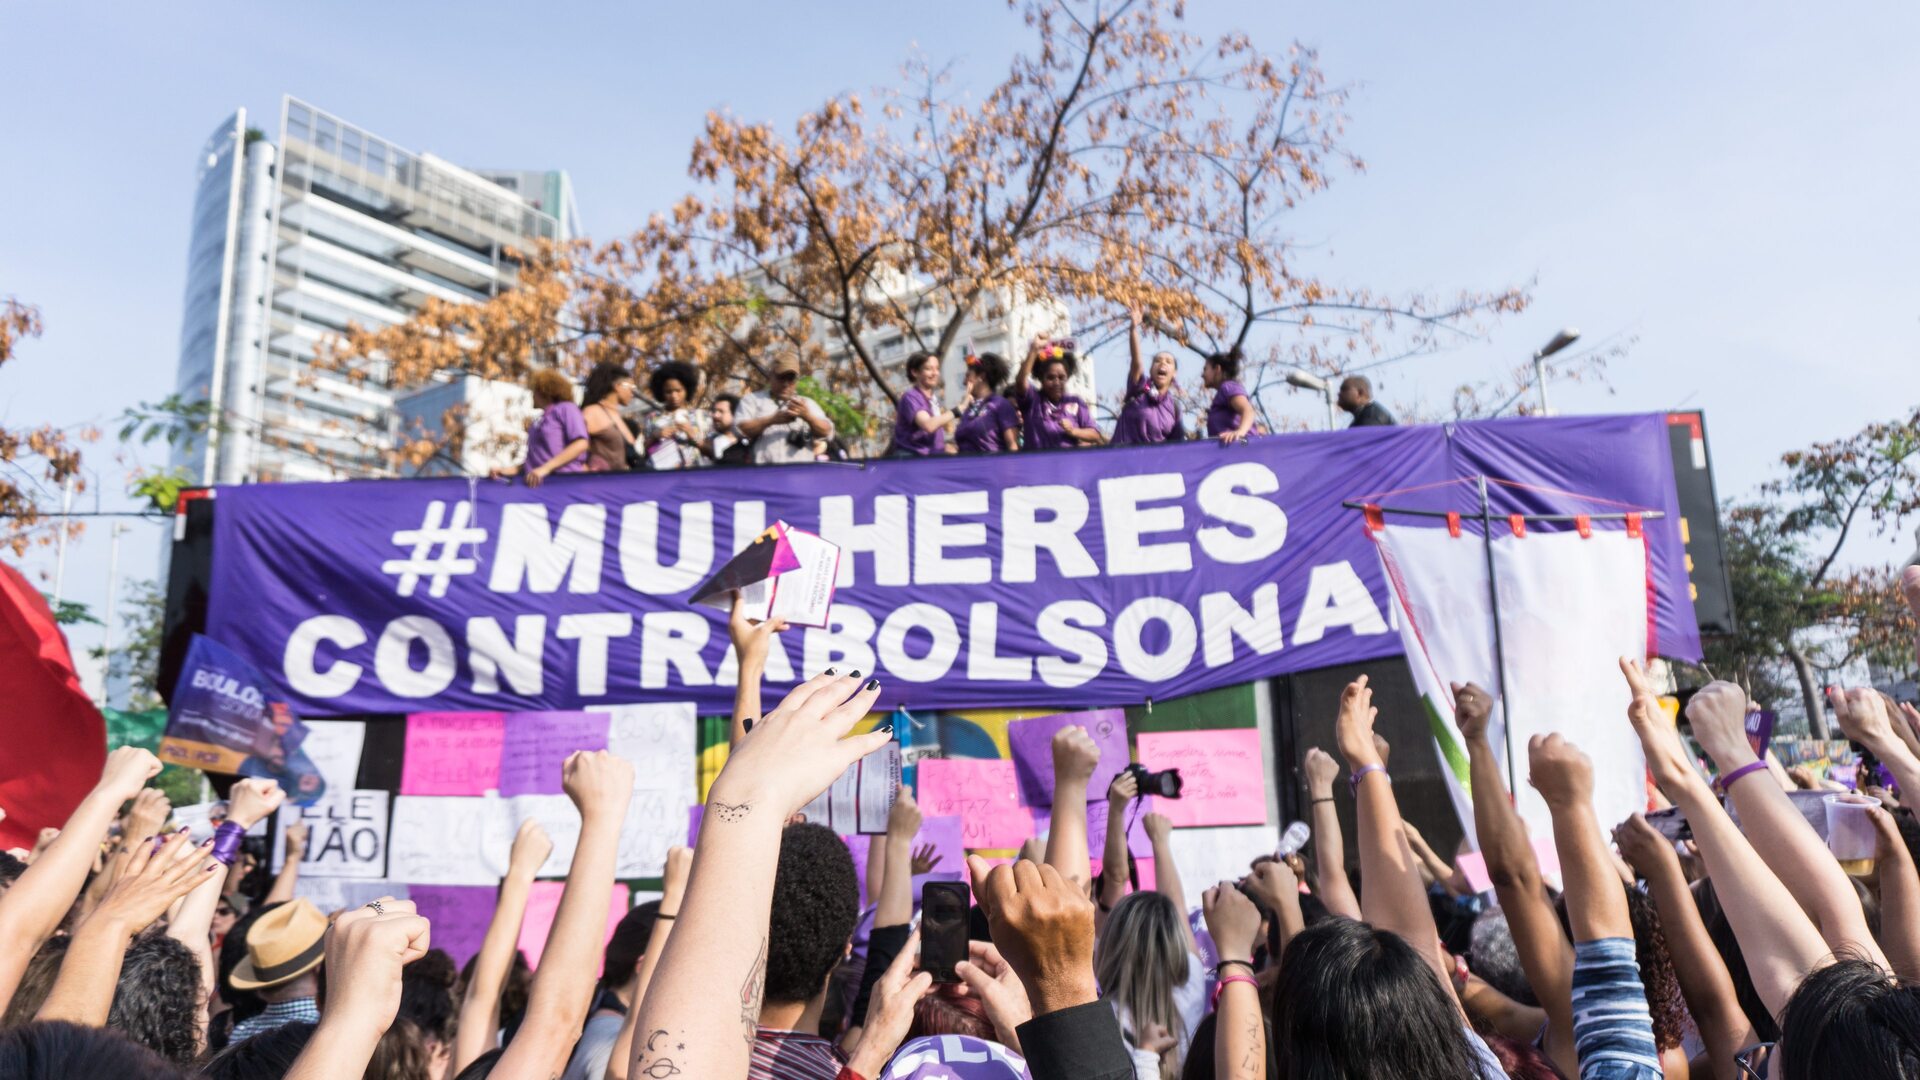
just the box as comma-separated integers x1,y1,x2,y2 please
1125,762,1183,799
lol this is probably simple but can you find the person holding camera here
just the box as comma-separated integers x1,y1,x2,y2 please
735,357,835,465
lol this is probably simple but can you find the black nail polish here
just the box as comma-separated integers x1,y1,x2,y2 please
864,678,880,691
848,669,862,680
743,717,755,732
824,667,838,676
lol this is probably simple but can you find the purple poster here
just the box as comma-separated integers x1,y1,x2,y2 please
1007,709,1130,807
206,415,1701,715
497,711,608,797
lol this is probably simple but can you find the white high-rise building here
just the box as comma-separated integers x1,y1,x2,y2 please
171,98,576,484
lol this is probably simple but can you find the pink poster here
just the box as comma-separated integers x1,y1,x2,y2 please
401,713,505,796
916,758,1035,850
516,881,630,972
1135,729,1266,827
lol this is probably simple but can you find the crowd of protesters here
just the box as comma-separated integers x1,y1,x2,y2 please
2,573,1918,1079
498,324,1400,484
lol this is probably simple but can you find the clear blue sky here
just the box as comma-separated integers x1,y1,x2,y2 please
4,2,1918,676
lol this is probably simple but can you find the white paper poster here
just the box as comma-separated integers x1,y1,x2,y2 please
606,703,698,877
295,877,409,914
1166,825,1279,894
388,795,510,886
799,743,900,834
300,720,366,795
273,789,390,879
1373,522,1650,845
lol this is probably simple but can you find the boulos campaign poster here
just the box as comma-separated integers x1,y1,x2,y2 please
163,634,327,804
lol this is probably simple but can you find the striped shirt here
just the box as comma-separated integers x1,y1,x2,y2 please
229,996,320,1043
1570,938,1662,1079
749,1026,846,1080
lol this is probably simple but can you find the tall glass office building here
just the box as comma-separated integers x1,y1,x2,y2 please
171,97,575,484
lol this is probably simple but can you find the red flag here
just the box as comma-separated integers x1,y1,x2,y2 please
0,562,107,849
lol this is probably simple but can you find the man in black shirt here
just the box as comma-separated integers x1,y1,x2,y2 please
1338,375,1397,427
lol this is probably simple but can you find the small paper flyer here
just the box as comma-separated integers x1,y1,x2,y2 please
690,520,842,628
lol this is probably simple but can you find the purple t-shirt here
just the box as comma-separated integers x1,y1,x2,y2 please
891,386,946,456
1016,384,1095,450
1111,376,1180,445
954,394,1020,453
1206,380,1250,437
526,401,589,474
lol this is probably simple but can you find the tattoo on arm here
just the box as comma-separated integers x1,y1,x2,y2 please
635,1028,684,1079
740,937,768,1050
711,801,751,823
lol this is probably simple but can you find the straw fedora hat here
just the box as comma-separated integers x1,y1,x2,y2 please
229,898,328,991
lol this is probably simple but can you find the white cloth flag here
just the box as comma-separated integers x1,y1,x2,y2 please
1372,522,1650,848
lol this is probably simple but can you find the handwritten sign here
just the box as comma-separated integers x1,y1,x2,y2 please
606,703,697,878
410,885,495,966
273,790,390,879
506,793,582,878
1006,709,1129,807
1135,730,1266,827
402,713,505,796
387,795,507,886
916,758,1034,850
1165,825,1275,891
498,712,608,798
517,881,629,971
301,720,366,793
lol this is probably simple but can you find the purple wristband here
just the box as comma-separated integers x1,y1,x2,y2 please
209,821,246,866
1714,760,1769,795
1349,763,1388,796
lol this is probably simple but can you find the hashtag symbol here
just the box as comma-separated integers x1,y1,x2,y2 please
382,500,487,598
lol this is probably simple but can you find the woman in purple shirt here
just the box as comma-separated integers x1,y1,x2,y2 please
1203,346,1256,445
1111,306,1183,445
517,367,590,486
1013,339,1104,450
953,351,1021,453
888,351,954,457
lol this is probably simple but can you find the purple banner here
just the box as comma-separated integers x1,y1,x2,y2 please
206,415,1700,716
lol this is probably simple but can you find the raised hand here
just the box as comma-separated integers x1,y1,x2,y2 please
1830,687,1899,752
1142,811,1173,845
887,784,923,842
1334,675,1382,770
312,900,432,1054
1621,658,1698,796
92,831,218,933
708,670,887,821
955,939,1034,1052
911,844,942,875
227,777,287,829
123,788,171,845
507,819,553,879
1612,813,1678,881
97,746,162,804
1687,680,1757,772
1240,858,1298,915
965,855,1097,1016
1303,747,1340,799
1451,681,1494,742
283,821,310,863
1527,733,1594,810
846,928,935,1079
1201,882,1262,963
562,750,636,822
1107,768,1139,804
1139,1021,1178,1056
728,591,788,670
1051,725,1101,787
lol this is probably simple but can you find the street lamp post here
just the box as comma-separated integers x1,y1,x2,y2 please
1286,370,1338,430
1531,328,1581,414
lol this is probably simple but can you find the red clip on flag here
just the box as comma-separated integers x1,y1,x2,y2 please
1446,511,1461,538
1625,512,1642,538
1575,514,1592,539
1362,504,1385,533
1509,514,1527,538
